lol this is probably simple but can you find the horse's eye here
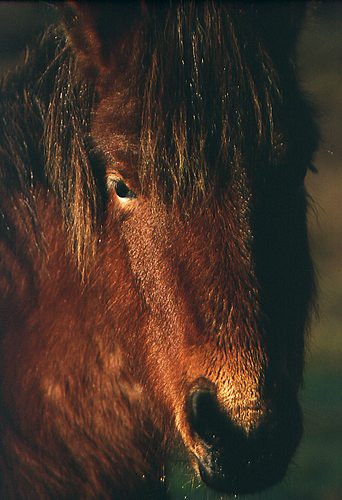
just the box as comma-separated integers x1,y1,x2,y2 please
114,180,136,200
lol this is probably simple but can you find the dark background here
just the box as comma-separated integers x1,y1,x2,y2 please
0,2,341,499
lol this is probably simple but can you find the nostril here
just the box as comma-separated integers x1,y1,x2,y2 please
187,385,224,447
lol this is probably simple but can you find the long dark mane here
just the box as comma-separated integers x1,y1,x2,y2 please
140,2,280,202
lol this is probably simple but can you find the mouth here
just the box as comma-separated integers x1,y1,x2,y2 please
186,380,303,495
194,445,291,495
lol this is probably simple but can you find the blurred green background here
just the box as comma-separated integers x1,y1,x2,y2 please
0,2,340,499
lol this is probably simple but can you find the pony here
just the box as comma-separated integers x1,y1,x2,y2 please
0,2,319,498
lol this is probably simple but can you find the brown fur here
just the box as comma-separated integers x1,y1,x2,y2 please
0,2,319,498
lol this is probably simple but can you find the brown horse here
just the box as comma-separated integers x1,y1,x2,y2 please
0,2,319,498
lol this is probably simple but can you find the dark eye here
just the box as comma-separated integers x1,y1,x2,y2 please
114,180,136,200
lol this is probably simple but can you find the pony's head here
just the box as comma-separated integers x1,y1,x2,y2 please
61,2,318,494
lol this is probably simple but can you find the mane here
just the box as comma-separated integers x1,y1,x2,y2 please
138,2,281,204
0,4,316,272
0,27,97,271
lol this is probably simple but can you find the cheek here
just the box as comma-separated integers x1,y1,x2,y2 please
120,206,175,308
118,208,178,345
98,219,147,351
